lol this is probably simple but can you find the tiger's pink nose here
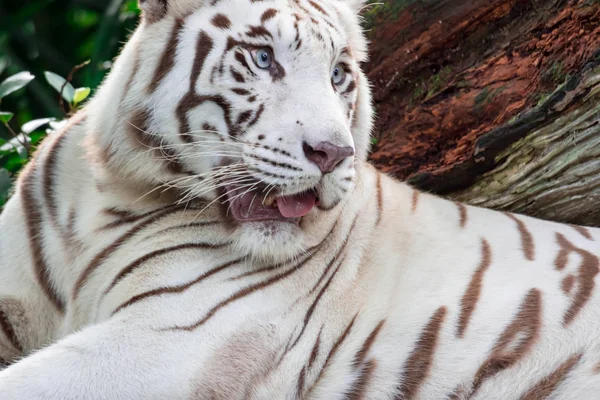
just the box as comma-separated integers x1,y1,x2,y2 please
303,141,355,174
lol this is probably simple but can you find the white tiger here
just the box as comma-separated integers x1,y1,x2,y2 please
0,0,599,399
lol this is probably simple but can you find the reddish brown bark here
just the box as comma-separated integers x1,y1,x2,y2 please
366,0,600,194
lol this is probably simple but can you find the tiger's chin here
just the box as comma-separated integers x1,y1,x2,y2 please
230,220,309,262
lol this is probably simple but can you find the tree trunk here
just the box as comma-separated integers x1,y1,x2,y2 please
365,0,600,226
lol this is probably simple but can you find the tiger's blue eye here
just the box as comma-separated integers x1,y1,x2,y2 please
254,48,273,69
332,64,346,85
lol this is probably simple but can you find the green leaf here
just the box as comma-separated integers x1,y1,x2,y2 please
44,71,75,103
3,153,27,173
0,71,35,99
29,131,47,146
0,139,10,157
0,135,30,159
48,119,68,133
21,117,54,134
0,111,14,123
122,0,140,13
73,87,91,104
0,142,16,156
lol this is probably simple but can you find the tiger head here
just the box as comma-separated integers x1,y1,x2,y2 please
88,0,373,260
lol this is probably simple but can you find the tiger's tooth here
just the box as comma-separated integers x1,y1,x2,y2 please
263,195,275,207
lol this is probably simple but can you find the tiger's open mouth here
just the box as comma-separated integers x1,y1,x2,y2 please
223,183,318,223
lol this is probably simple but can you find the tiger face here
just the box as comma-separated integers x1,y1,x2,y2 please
100,0,372,260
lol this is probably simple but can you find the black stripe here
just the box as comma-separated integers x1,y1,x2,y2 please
73,205,188,299
290,255,347,349
99,205,179,230
248,153,301,171
0,307,22,353
166,244,325,331
308,314,358,393
234,51,255,75
20,163,65,313
103,242,229,298
43,132,68,228
308,216,358,295
112,257,244,315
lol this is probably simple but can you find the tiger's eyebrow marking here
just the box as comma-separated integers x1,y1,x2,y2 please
246,25,273,39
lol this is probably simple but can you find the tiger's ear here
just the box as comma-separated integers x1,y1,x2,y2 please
138,0,168,23
334,0,369,62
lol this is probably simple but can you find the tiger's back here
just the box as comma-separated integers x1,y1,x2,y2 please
1,0,600,399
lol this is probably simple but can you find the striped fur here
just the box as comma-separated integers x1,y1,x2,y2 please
1,1,600,399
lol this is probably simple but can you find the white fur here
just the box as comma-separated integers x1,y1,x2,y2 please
0,1,599,399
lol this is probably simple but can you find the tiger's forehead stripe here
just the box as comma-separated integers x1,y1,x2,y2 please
261,8,279,23
211,13,231,30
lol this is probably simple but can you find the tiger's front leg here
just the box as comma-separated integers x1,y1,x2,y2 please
0,294,59,370
0,314,200,400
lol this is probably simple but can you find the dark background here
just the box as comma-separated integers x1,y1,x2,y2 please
0,0,140,128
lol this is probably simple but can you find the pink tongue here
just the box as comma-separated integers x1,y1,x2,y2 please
277,193,316,218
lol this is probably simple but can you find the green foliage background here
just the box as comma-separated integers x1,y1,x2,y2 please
0,0,141,207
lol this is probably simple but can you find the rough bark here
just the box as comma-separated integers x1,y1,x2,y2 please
365,0,600,226
449,63,600,226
